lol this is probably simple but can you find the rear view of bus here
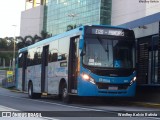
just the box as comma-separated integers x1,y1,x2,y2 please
78,25,136,97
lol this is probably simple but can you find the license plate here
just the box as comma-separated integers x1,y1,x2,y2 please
108,86,118,90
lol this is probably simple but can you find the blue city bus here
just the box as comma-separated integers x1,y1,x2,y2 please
16,25,136,103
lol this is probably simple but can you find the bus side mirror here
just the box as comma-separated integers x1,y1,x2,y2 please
80,50,86,56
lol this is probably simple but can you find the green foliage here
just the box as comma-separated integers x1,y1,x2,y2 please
66,24,82,31
0,30,51,68
0,37,15,49
14,32,48,50
66,25,74,31
0,51,14,67
0,67,10,70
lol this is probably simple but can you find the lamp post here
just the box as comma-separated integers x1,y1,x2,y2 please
67,13,77,19
67,13,78,30
12,25,17,79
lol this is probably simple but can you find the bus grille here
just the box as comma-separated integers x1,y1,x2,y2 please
96,83,129,90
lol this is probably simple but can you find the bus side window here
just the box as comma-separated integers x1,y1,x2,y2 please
48,41,58,63
48,52,58,62
58,54,67,61
27,48,35,66
27,53,30,66
51,53,58,62
18,53,23,68
34,52,38,65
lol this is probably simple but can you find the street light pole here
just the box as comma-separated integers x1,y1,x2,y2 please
67,14,77,19
12,25,17,79
67,13,78,30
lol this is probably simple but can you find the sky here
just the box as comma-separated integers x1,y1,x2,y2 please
0,0,25,38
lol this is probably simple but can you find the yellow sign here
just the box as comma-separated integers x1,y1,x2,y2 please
7,71,13,77
7,71,13,82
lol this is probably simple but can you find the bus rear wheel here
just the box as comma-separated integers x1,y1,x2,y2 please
28,82,41,99
61,83,71,103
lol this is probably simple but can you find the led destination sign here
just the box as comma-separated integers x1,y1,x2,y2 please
91,28,125,36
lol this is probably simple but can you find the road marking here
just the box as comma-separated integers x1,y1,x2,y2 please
148,117,160,120
0,93,121,117
0,105,18,111
0,105,60,120
133,102,160,107
1,93,160,119
0,93,104,111
43,117,60,120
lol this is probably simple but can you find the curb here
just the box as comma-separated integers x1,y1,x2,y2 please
126,101,160,108
8,89,160,108
10,89,28,94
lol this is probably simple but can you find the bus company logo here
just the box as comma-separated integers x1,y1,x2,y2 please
2,112,11,117
99,78,103,82
99,78,110,83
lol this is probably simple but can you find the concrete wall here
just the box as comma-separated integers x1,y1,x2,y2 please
20,5,44,37
111,0,160,25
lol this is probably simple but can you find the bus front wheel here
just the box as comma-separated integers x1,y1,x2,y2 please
28,82,41,99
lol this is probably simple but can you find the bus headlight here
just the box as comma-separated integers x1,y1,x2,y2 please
81,73,95,84
130,77,136,85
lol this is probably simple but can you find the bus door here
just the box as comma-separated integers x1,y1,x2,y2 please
22,52,27,91
148,35,159,84
41,45,49,93
68,36,80,94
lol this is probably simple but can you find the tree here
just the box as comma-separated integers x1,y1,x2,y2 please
0,37,14,67
6,37,14,50
33,30,52,42
15,31,51,50
66,25,74,31
66,24,82,31
0,38,9,50
16,36,25,49
0,38,5,50
40,30,51,40
33,34,41,43
16,35,33,49
24,35,33,46
41,30,48,39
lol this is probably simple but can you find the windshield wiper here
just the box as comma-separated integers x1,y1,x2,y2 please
97,36,109,61
97,36,109,52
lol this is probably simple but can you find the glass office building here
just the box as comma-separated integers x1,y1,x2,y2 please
44,0,112,36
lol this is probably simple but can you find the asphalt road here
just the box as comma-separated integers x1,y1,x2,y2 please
0,87,160,120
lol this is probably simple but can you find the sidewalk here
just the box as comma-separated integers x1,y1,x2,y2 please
0,105,18,111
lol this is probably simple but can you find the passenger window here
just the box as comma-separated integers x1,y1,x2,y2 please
49,41,58,62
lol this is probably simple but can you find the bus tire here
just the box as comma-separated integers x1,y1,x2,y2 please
61,83,71,103
28,82,41,99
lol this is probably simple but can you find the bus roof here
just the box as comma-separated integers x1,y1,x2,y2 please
92,25,129,30
18,26,83,53
18,46,28,53
18,25,130,53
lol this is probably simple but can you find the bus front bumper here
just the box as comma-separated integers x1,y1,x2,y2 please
78,81,136,97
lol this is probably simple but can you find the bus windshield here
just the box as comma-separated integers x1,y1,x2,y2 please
83,37,134,69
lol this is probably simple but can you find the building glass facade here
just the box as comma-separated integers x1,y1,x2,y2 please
44,0,112,36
